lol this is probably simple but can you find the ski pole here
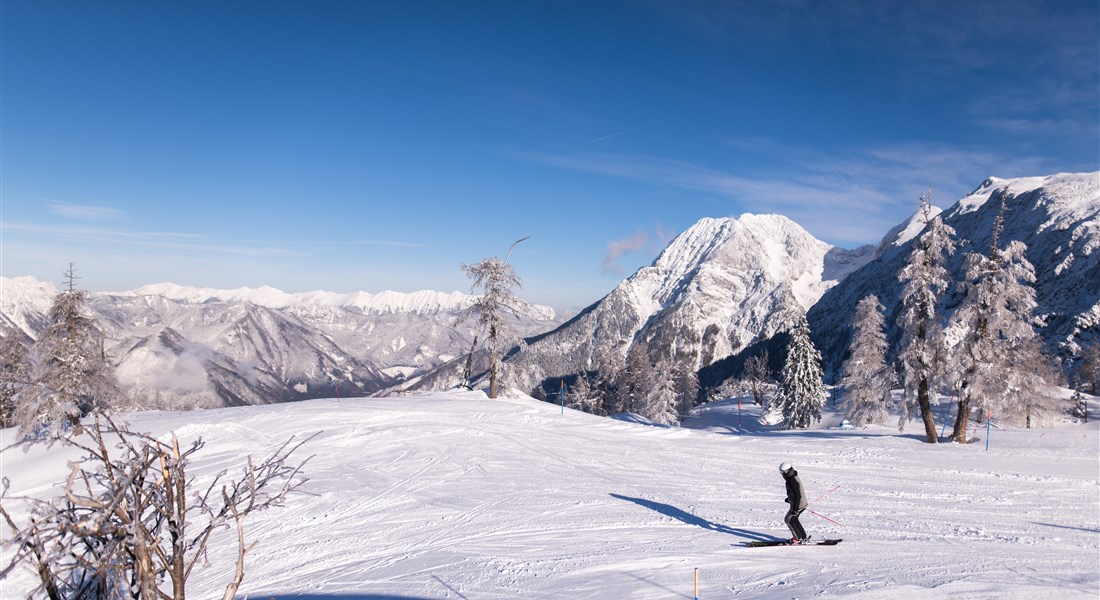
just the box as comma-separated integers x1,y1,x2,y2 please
694,567,699,600
809,484,842,507
807,508,842,526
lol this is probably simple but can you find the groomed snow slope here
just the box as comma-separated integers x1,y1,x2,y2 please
2,393,1097,599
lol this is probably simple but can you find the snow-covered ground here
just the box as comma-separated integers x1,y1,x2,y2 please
2,391,1098,599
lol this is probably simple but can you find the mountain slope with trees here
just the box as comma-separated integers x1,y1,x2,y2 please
809,172,1099,381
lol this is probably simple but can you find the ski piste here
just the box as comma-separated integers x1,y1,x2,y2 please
740,538,842,547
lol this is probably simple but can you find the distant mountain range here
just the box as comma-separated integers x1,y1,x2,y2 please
4,171,1096,408
0,279,560,408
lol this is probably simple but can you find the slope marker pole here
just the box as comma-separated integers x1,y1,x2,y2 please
694,567,699,600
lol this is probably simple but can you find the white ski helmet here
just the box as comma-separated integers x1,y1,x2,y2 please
779,462,793,474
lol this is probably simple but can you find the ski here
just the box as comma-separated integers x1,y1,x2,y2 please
740,539,842,547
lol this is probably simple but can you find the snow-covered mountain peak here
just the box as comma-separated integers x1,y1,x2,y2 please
650,216,737,277
1,276,59,336
875,205,944,256
646,213,835,300
959,172,1098,215
114,282,554,318
124,283,298,307
490,212,876,394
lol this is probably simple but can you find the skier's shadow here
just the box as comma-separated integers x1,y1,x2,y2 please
610,493,781,542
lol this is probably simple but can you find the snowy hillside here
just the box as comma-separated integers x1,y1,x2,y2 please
0,278,562,408
2,390,1097,598
810,171,1100,377
466,214,875,394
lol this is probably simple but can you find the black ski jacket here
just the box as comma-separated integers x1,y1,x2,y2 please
784,469,808,511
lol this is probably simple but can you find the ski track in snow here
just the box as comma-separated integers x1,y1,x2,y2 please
2,392,1098,599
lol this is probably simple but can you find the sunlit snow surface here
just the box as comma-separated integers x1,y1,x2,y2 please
2,391,1098,599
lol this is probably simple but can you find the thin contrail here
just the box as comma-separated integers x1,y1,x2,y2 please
587,129,633,144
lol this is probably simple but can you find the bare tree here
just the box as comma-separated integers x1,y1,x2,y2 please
461,240,526,399
743,351,771,406
0,413,314,599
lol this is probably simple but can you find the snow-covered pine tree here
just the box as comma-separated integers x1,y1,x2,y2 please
645,359,680,426
568,372,603,415
462,255,523,399
776,312,827,429
674,360,700,419
13,265,121,437
897,191,956,443
1080,342,1100,396
618,344,652,415
0,327,31,428
743,351,771,406
1070,385,1088,421
952,224,1052,434
839,295,893,427
592,345,624,414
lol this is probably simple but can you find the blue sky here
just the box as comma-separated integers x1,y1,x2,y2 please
2,0,1097,310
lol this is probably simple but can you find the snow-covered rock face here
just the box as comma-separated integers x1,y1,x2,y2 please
0,276,57,338
497,214,876,392
810,171,1100,378
0,278,561,408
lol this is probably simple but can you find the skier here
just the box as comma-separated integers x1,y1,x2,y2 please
779,462,809,544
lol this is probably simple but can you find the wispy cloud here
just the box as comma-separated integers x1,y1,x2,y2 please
322,239,424,248
510,141,1049,246
602,231,650,274
1,222,293,257
43,198,128,222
